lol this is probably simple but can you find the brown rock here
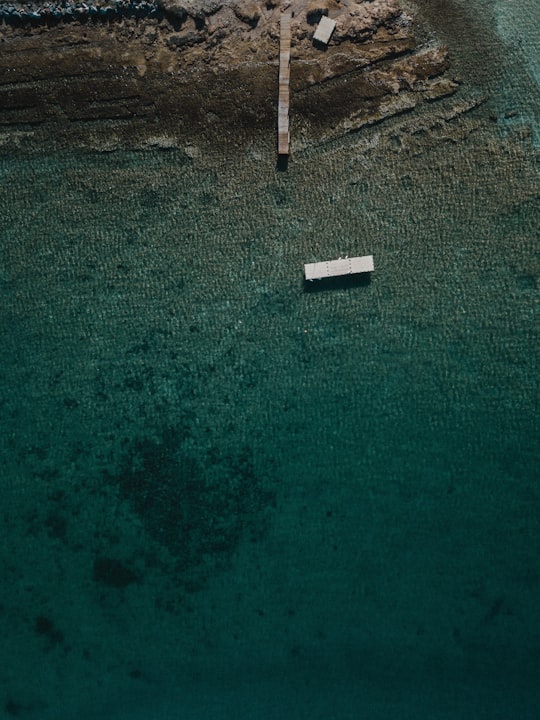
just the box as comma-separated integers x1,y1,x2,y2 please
167,31,205,49
334,0,404,40
392,47,451,88
157,0,223,21
156,0,188,20
233,0,261,26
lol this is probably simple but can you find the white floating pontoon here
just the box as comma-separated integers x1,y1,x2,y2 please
304,255,374,281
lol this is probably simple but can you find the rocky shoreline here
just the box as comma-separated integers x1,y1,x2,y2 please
0,0,160,21
0,0,462,153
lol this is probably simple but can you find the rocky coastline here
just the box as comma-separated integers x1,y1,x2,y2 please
0,0,463,153
0,0,160,22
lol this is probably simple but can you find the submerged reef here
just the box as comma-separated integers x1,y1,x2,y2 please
0,0,460,152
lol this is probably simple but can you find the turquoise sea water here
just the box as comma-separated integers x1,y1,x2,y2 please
1,2,539,719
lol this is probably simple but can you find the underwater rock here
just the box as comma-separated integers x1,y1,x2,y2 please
34,615,64,645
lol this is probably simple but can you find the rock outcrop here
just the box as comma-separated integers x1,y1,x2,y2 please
0,0,460,153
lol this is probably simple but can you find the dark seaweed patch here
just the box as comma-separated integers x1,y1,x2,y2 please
34,615,64,646
93,557,139,589
4,698,47,717
516,273,537,290
5,699,23,717
103,426,275,578
269,184,291,208
45,512,67,542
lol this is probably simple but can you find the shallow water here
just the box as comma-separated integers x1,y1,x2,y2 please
1,2,539,719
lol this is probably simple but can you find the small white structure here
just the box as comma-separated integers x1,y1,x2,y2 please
313,16,336,45
304,255,374,281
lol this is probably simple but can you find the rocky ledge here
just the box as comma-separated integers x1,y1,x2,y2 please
0,0,460,152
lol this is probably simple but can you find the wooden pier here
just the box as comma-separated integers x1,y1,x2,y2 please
304,255,374,281
278,12,292,156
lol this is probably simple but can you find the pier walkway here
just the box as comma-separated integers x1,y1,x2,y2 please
278,12,292,155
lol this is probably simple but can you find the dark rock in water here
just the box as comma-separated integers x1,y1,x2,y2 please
93,556,140,588
45,511,68,541
34,615,64,645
